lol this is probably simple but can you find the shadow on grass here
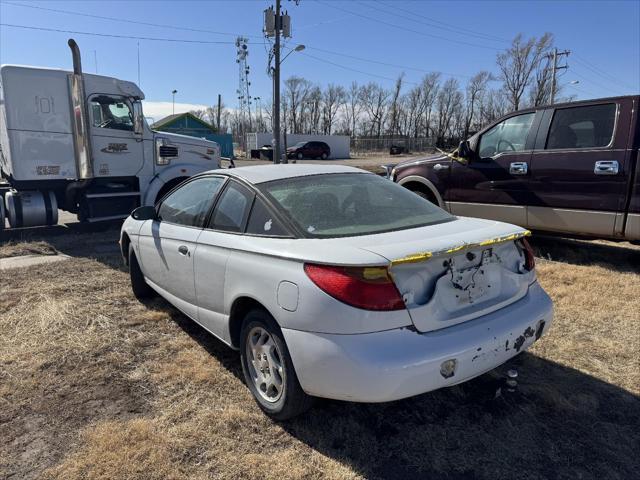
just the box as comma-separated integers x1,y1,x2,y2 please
530,235,640,273
152,294,640,480
281,353,640,480
0,221,125,269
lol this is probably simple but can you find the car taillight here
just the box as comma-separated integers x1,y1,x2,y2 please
520,237,535,271
304,264,405,311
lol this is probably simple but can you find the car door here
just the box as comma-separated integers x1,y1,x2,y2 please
527,100,631,237
447,111,541,227
195,179,255,341
88,94,144,177
137,175,226,319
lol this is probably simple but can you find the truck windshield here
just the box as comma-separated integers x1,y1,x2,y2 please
259,173,454,238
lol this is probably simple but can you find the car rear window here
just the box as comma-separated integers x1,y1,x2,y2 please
258,173,454,238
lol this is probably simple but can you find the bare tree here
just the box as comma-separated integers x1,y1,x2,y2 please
360,82,390,137
496,33,554,111
464,71,493,137
529,55,554,107
189,109,207,120
420,72,441,138
435,78,463,146
343,81,363,136
284,76,312,133
321,84,346,135
388,74,405,136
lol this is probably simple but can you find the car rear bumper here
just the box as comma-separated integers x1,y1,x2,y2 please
282,281,553,402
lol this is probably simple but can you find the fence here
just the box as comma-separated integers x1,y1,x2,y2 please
350,136,436,156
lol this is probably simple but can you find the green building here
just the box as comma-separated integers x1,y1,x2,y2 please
151,113,234,158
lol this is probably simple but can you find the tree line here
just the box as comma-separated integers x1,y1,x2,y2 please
192,33,570,146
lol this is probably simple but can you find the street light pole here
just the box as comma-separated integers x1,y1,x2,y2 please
172,89,177,115
273,0,282,164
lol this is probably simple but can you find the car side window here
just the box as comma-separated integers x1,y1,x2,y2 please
90,95,134,131
157,176,225,227
478,113,535,158
246,198,289,236
545,103,616,150
209,180,254,232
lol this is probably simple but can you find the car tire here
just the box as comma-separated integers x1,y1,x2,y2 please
297,152,303,160
240,309,313,420
128,244,155,300
321,152,328,160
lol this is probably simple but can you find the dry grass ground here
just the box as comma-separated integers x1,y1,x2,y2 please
1,227,638,480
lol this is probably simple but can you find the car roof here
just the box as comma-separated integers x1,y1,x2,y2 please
204,164,368,184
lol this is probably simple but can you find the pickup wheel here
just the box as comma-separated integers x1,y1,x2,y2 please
240,309,314,420
408,186,438,206
128,244,155,300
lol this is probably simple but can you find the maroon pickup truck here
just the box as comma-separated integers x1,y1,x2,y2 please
390,95,640,242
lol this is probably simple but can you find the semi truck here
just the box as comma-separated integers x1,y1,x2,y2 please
0,39,221,230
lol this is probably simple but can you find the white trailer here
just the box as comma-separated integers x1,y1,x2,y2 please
0,39,220,230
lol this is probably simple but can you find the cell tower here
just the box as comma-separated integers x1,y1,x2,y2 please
235,37,252,133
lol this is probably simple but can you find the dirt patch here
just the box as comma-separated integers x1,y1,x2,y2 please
0,240,57,259
1,230,639,479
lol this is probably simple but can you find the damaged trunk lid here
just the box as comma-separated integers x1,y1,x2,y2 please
358,217,535,333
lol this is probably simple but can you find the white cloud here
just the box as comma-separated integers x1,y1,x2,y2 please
142,101,209,124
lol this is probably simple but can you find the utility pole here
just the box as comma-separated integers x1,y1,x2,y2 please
171,89,177,114
216,94,222,132
273,0,282,163
549,48,570,104
264,2,292,164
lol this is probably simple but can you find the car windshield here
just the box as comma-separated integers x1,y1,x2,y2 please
259,173,454,237
293,142,307,147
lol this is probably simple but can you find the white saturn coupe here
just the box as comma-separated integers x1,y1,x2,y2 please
120,165,553,420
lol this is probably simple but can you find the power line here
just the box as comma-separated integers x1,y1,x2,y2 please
0,23,236,44
315,0,501,51
297,50,419,85
1,1,263,40
358,0,508,44
572,54,638,91
304,45,477,79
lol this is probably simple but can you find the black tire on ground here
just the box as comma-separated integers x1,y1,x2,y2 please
240,309,314,420
128,244,155,300
297,152,303,160
321,152,328,160
411,189,432,202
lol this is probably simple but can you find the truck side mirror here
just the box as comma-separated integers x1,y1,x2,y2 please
132,102,144,135
457,140,472,160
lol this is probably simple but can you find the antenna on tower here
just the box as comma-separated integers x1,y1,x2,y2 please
236,36,252,149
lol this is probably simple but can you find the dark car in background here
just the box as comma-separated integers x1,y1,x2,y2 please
389,95,640,242
287,141,331,160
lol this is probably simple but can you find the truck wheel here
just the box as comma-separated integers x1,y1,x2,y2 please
128,244,155,300
240,309,314,420
297,152,303,160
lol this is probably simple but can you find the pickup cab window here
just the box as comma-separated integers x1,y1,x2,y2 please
478,113,535,158
546,103,616,150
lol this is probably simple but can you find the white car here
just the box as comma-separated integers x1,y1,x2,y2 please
120,165,553,419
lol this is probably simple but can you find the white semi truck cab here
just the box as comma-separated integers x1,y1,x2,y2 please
0,39,221,230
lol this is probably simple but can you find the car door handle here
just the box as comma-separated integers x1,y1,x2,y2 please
433,163,450,171
178,245,190,256
594,160,619,175
509,162,528,175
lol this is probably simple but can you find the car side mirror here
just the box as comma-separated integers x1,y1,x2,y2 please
131,205,156,221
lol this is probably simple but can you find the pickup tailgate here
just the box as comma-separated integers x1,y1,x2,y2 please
358,217,535,333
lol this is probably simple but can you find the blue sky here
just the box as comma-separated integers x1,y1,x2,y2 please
1,0,639,122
